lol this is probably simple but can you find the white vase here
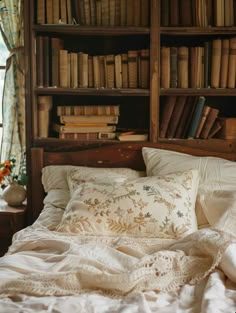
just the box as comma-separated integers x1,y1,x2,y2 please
2,183,26,206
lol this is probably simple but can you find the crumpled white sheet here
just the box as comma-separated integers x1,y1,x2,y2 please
0,204,235,313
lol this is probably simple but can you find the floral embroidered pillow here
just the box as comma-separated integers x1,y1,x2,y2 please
56,169,199,238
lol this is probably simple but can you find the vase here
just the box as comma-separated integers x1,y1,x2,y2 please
2,183,26,206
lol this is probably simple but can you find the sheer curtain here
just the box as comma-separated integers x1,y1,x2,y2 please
0,0,25,170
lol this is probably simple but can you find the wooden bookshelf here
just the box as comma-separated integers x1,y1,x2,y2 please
24,0,236,148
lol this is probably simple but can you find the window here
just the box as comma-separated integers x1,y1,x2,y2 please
0,33,8,144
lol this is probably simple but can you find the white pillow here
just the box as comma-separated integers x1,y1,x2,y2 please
142,147,236,227
56,169,199,238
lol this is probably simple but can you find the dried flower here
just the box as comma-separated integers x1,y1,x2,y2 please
0,156,27,189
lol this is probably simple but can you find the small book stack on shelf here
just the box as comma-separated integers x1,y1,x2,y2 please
160,96,222,139
54,105,120,140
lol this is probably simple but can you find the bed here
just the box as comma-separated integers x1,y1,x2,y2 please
0,143,236,313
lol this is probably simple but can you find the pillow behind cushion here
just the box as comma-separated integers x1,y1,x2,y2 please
56,169,199,238
142,147,236,228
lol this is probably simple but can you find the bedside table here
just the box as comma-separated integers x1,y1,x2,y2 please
0,199,26,256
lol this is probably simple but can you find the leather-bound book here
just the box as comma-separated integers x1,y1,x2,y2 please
179,0,192,26
133,0,141,26
99,55,106,88
93,55,101,88
88,56,94,87
121,53,128,88
175,96,196,138
67,0,72,24
109,0,116,26
46,0,53,24
128,50,138,88
166,96,187,138
59,49,68,87
38,96,53,138
187,96,206,139
160,46,170,88
177,46,189,88
207,120,222,138
115,0,121,26
36,36,44,87
219,39,229,88
90,0,96,25
120,0,127,26
126,0,134,26
224,0,234,26
159,96,177,138
84,0,91,25
101,0,109,26
161,0,169,26
214,0,224,26
139,49,149,89
227,37,236,88
37,0,45,24
43,36,50,87
78,52,89,88
169,0,179,26
170,46,178,88
210,39,222,88
96,0,102,25
195,105,211,138
140,0,149,26
115,54,122,88
70,52,78,88
53,0,60,23
105,54,115,88
51,37,64,87
57,105,120,116
60,0,67,23
200,107,219,139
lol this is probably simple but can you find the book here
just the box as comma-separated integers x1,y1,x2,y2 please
214,0,224,26
99,55,106,88
160,46,170,88
181,97,198,138
78,52,89,88
166,96,187,138
93,55,101,88
161,0,169,26
84,0,91,25
211,39,222,88
109,0,116,26
175,96,196,138
51,37,64,87
53,123,116,133
126,0,134,26
105,54,115,88
42,36,50,86
90,0,96,25
195,105,211,139
59,132,98,140
179,0,192,26
53,0,60,23
117,133,148,141
36,36,44,87
121,53,128,88
200,107,220,139
57,105,120,116
114,0,121,26
98,132,117,139
139,49,149,88
38,96,53,138
37,0,45,24
169,0,179,26
70,52,78,88
88,56,94,87
133,0,141,26
207,120,222,138
96,0,102,25
128,50,138,88
115,54,122,88
177,46,189,88
217,117,236,139
46,0,53,24
224,0,234,26
204,41,210,88
227,37,236,88
140,0,149,26
59,49,68,87
159,96,177,138
219,39,229,88
101,0,109,26
66,0,72,24
187,96,206,139
120,0,127,26
59,115,119,124
60,0,67,23
170,46,178,88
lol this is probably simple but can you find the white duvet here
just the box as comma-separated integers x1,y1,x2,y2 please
0,204,236,313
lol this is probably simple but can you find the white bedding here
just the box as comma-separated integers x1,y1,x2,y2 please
0,204,236,313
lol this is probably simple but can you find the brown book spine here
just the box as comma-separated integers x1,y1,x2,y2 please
67,0,72,24
70,52,78,88
166,96,187,138
139,49,149,89
51,37,64,87
78,52,89,88
200,107,220,139
219,39,229,88
99,55,106,88
169,0,179,26
37,0,45,24
121,53,128,88
114,0,121,26
177,46,189,88
211,39,222,88
207,120,222,138
160,46,170,88
214,0,225,26
128,50,138,88
206,0,213,26
83,0,91,25
115,54,122,88
140,0,149,26
160,96,177,138
88,56,94,87
181,96,198,138
59,132,98,140
179,0,192,26
120,0,127,26
195,105,211,138
109,0,116,26
60,0,67,23
227,37,236,88
161,0,169,26
126,0,134,26
46,0,53,24
93,55,101,88
101,0,109,26
53,0,60,23
43,36,50,86
175,96,196,138
133,0,141,26
190,47,197,88
59,49,68,87
57,105,120,116
36,36,44,87
170,46,178,88
67,53,71,87
90,0,96,25
38,96,53,138
105,54,115,88
96,0,102,25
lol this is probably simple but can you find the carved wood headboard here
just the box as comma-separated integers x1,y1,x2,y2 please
29,143,236,224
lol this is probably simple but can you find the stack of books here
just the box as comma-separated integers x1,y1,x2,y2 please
54,105,120,140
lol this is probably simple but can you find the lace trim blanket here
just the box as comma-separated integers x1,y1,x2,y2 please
0,227,235,297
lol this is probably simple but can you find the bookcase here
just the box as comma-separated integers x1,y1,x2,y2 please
24,0,236,153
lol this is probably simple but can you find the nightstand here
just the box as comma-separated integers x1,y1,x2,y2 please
0,199,26,256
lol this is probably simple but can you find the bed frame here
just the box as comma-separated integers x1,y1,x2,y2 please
29,143,236,224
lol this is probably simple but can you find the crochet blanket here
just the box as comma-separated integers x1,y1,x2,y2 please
0,226,235,297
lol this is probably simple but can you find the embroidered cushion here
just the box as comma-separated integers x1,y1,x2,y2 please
56,169,199,238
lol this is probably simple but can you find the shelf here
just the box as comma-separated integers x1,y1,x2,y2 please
35,87,150,96
33,24,150,35
160,88,236,96
161,27,236,35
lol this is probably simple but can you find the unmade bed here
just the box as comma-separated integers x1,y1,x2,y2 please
0,143,236,312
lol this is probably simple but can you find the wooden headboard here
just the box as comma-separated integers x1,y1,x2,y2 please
29,142,236,224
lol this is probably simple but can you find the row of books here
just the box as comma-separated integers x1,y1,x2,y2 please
37,0,149,27
36,36,150,89
160,96,221,139
161,0,234,27
160,38,236,89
